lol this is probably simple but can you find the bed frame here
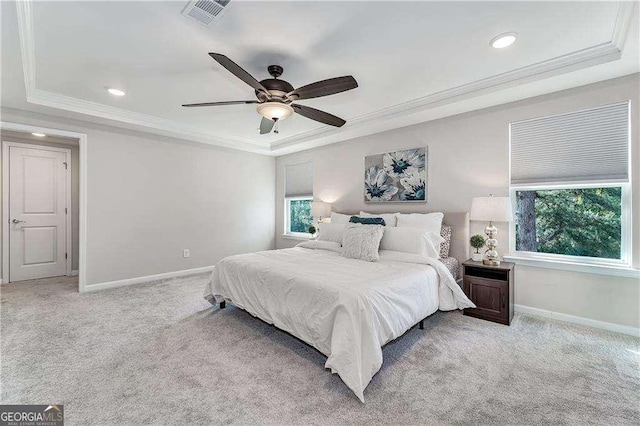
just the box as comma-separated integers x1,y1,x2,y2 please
218,211,470,335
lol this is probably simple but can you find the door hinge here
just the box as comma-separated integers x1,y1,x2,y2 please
63,161,68,170
65,253,68,259
65,207,68,214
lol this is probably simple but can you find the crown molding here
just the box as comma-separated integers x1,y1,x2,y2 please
26,89,270,153
269,41,625,152
611,1,636,51
15,0,36,93
15,0,269,154
16,0,635,155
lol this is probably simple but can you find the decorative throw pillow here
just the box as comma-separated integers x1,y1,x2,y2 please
396,212,444,234
350,216,386,226
359,211,399,227
440,225,452,258
341,223,384,262
380,227,443,259
317,223,345,245
330,212,353,224
439,256,460,280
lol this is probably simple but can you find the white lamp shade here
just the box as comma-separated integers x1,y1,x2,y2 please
470,196,513,222
311,202,331,218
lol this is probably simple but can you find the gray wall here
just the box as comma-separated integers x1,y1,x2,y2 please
1,108,276,287
275,74,640,329
0,133,80,272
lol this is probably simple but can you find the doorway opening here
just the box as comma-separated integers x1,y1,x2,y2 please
0,124,85,291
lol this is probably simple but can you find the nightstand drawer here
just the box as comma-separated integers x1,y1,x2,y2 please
464,276,508,321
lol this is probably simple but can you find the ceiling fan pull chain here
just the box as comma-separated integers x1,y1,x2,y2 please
273,119,280,134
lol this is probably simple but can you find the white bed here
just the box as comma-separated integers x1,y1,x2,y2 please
203,213,474,402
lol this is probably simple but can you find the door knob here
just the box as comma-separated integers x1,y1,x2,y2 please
12,219,26,224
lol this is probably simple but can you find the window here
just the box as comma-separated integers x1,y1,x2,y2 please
515,186,623,259
286,197,313,235
284,162,313,236
509,102,630,266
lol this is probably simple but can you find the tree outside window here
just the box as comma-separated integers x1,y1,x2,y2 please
515,187,622,259
287,198,313,234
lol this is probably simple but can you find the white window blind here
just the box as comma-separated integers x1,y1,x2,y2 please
510,102,629,185
285,161,313,197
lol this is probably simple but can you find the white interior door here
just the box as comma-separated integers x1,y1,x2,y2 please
8,146,68,282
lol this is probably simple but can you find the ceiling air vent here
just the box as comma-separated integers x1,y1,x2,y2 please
182,0,232,26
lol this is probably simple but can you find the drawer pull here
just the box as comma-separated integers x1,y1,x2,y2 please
502,295,506,309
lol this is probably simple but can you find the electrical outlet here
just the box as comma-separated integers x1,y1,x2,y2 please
183,249,190,258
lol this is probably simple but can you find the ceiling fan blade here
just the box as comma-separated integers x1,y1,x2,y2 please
260,117,275,134
209,53,269,96
292,104,346,127
182,100,259,107
288,76,358,100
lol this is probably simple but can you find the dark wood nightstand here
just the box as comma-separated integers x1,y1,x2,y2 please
462,260,515,325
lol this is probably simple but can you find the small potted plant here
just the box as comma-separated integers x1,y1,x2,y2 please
308,225,318,239
470,234,486,261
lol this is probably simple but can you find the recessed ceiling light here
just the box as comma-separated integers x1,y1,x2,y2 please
490,32,517,49
31,132,46,137
107,88,126,97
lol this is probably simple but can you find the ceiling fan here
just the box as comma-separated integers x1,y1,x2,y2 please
182,53,358,134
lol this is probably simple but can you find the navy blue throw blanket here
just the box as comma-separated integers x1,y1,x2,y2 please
349,216,386,226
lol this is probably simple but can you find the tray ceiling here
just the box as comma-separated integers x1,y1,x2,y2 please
1,1,638,155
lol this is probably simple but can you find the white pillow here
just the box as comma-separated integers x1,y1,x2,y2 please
296,240,342,253
359,211,399,227
317,223,345,244
396,212,444,234
341,223,384,262
330,212,353,224
380,227,444,259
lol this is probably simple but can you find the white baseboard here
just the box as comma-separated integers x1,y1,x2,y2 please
82,266,214,293
514,304,639,337
70,270,79,276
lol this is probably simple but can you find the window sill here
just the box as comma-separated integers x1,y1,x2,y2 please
281,234,312,241
503,255,639,279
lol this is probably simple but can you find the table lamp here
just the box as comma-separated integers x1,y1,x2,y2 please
311,202,331,223
470,195,513,265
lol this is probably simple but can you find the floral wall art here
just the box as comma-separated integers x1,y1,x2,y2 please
364,147,427,203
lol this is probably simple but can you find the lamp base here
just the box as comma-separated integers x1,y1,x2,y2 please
483,220,501,266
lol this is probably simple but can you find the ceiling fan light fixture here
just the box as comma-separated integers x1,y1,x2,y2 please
182,54,357,131
490,32,517,49
256,102,294,121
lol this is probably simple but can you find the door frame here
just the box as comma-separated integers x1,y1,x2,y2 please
2,142,72,281
0,122,87,292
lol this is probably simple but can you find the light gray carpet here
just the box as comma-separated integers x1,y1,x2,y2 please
1,274,638,425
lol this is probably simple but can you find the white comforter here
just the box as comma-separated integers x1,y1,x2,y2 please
203,243,474,402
